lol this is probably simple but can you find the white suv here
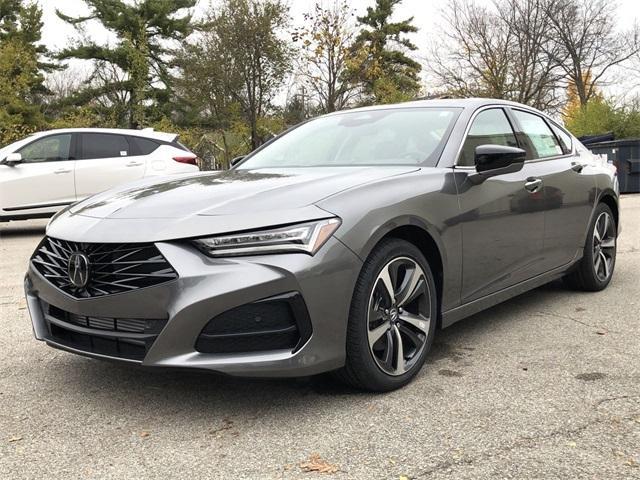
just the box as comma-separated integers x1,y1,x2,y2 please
0,128,199,221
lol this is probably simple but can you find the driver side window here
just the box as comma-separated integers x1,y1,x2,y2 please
18,134,72,163
459,109,518,167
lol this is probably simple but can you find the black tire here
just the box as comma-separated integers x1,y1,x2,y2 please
334,238,438,392
564,202,617,292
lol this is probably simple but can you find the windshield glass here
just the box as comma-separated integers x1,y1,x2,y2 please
238,108,461,168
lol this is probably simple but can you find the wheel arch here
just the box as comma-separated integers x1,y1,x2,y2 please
358,217,446,328
598,190,619,230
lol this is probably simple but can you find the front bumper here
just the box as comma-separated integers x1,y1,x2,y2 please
25,237,362,377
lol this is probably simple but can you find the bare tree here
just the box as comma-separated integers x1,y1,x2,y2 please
543,0,639,106
430,0,512,100
430,0,563,111
292,1,360,113
497,0,564,111
45,66,88,104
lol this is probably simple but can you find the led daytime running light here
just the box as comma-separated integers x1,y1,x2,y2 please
193,218,341,257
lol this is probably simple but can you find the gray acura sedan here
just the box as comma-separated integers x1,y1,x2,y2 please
25,99,620,391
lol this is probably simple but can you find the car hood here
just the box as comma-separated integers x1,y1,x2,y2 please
49,166,418,243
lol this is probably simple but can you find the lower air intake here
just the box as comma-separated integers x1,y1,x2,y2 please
195,292,312,354
43,302,167,361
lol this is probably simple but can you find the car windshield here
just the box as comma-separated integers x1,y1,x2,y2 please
238,107,461,168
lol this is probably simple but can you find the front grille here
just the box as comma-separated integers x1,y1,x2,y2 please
31,237,178,298
43,302,167,361
195,292,312,354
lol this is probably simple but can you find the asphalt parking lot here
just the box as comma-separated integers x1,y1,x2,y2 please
1,197,639,480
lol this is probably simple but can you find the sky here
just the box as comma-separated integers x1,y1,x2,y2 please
39,0,640,98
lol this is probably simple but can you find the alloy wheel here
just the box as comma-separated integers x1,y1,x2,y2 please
367,256,431,376
593,211,616,282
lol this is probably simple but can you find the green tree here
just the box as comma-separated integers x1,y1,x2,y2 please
56,0,195,128
174,27,245,167
565,96,640,139
202,0,292,150
0,0,51,144
349,0,422,104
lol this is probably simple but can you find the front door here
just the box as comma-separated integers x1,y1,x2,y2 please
0,133,76,215
454,108,546,304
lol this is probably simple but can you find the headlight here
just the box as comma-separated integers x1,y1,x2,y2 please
192,218,341,257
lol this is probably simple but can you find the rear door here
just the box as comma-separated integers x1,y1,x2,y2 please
0,133,76,215
454,107,547,303
74,132,147,199
509,109,596,271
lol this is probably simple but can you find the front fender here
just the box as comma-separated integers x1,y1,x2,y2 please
317,169,463,312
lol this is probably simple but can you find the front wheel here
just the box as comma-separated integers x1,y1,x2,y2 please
335,239,437,392
564,202,617,291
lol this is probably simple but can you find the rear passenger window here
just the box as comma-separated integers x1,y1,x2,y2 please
81,134,129,159
549,123,573,154
459,109,518,166
512,110,563,159
128,136,160,155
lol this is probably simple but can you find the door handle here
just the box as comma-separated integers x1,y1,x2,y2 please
126,161,143,167
571,162,585,173
524,177,543,193
54,169,71,174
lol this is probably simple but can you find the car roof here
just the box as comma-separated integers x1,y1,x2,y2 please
323,97,548,117
28,128,178,143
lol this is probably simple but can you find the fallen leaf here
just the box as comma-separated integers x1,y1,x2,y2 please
566,441,577,447
8,436,22,443
399,476,410,480
300,453,339,474
575,307,586,312
596,331,607,336
139,431,150,438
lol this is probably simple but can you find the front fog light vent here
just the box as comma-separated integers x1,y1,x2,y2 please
195,292,312,354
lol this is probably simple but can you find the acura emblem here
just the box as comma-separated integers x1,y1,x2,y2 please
68,252,90,288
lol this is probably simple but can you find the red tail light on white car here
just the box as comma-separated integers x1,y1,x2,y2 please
173,156,198,166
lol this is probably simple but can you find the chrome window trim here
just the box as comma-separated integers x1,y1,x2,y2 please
453,105,519,168
453,104,576,169
509,107,575,161
546,118,575,154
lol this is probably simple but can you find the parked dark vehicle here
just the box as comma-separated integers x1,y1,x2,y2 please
25,99,620,391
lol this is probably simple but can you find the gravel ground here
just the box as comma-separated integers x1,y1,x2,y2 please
1,196,639,480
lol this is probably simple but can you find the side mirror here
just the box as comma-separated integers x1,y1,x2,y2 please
230,155,245,167
1,152,23,166
475,145,525,176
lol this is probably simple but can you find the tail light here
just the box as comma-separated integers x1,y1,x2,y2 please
173,156,198,166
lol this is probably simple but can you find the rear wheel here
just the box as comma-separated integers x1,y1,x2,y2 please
335,239,437,392
564,203,617,291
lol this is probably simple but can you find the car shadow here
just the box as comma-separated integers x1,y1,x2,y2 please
39,279,579,418
0,222,47,238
